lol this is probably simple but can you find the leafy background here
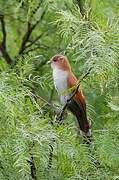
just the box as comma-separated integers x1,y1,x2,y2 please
0,0,119,179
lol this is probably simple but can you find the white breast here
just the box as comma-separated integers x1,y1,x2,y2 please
53,68,70,104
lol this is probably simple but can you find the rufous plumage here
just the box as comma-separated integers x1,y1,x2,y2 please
50,55,92,139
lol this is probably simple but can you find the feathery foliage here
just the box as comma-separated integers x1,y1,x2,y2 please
0,0,119,179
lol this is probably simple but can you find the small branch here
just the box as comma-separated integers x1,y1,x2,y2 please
30,0,44,20
0,14,6,49
18,9,46,55
28,142,37,180
47,142,54,169
29,154,37,180
23,44,50,54
76,0,87,19
48,88,54,104
25,32,47,49
18,22,33,54
76,0,94,20
30,92,56,108
31,9,46,31
0,14,13,64
23,46,41,54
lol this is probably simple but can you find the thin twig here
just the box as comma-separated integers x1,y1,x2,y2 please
48,140,55,169
25,32,47,49
76,0,87,19
30,0,44,20
48,88,54,104
29,154,37,180
31,10,46,31
18,22,33,54
18,9,46,55
22,46,41,54
29,92,58,110
30,92,52,106
23,43,49,54
28,142,37,180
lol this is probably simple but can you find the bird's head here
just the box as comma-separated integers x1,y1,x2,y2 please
50,55,71,71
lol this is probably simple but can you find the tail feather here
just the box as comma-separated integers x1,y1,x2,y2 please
67,98,92,137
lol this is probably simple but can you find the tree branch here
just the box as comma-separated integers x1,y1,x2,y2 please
25,32,47,49
76,0,94,20
30,92,56,108
0,14,13,64
31,9,46,31
23,43,50,55
18,22,33,54
76,0,86,18
28,142,37,180
18,9,46,55
47,140,55,169
48,88,54,104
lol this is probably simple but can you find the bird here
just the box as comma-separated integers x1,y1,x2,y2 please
50,54,92,140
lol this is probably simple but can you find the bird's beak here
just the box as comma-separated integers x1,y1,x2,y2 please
47,60,51,65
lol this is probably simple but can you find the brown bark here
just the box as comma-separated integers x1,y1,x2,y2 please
0,14,13,64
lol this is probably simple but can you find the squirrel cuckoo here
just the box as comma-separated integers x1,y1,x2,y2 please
50,55,92,139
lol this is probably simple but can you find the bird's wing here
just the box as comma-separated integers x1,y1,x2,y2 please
67,72,91,136
67,72,86,110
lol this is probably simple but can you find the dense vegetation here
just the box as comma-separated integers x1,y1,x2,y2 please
0,0,119,179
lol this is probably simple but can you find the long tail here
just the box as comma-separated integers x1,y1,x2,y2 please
67,98,92,138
